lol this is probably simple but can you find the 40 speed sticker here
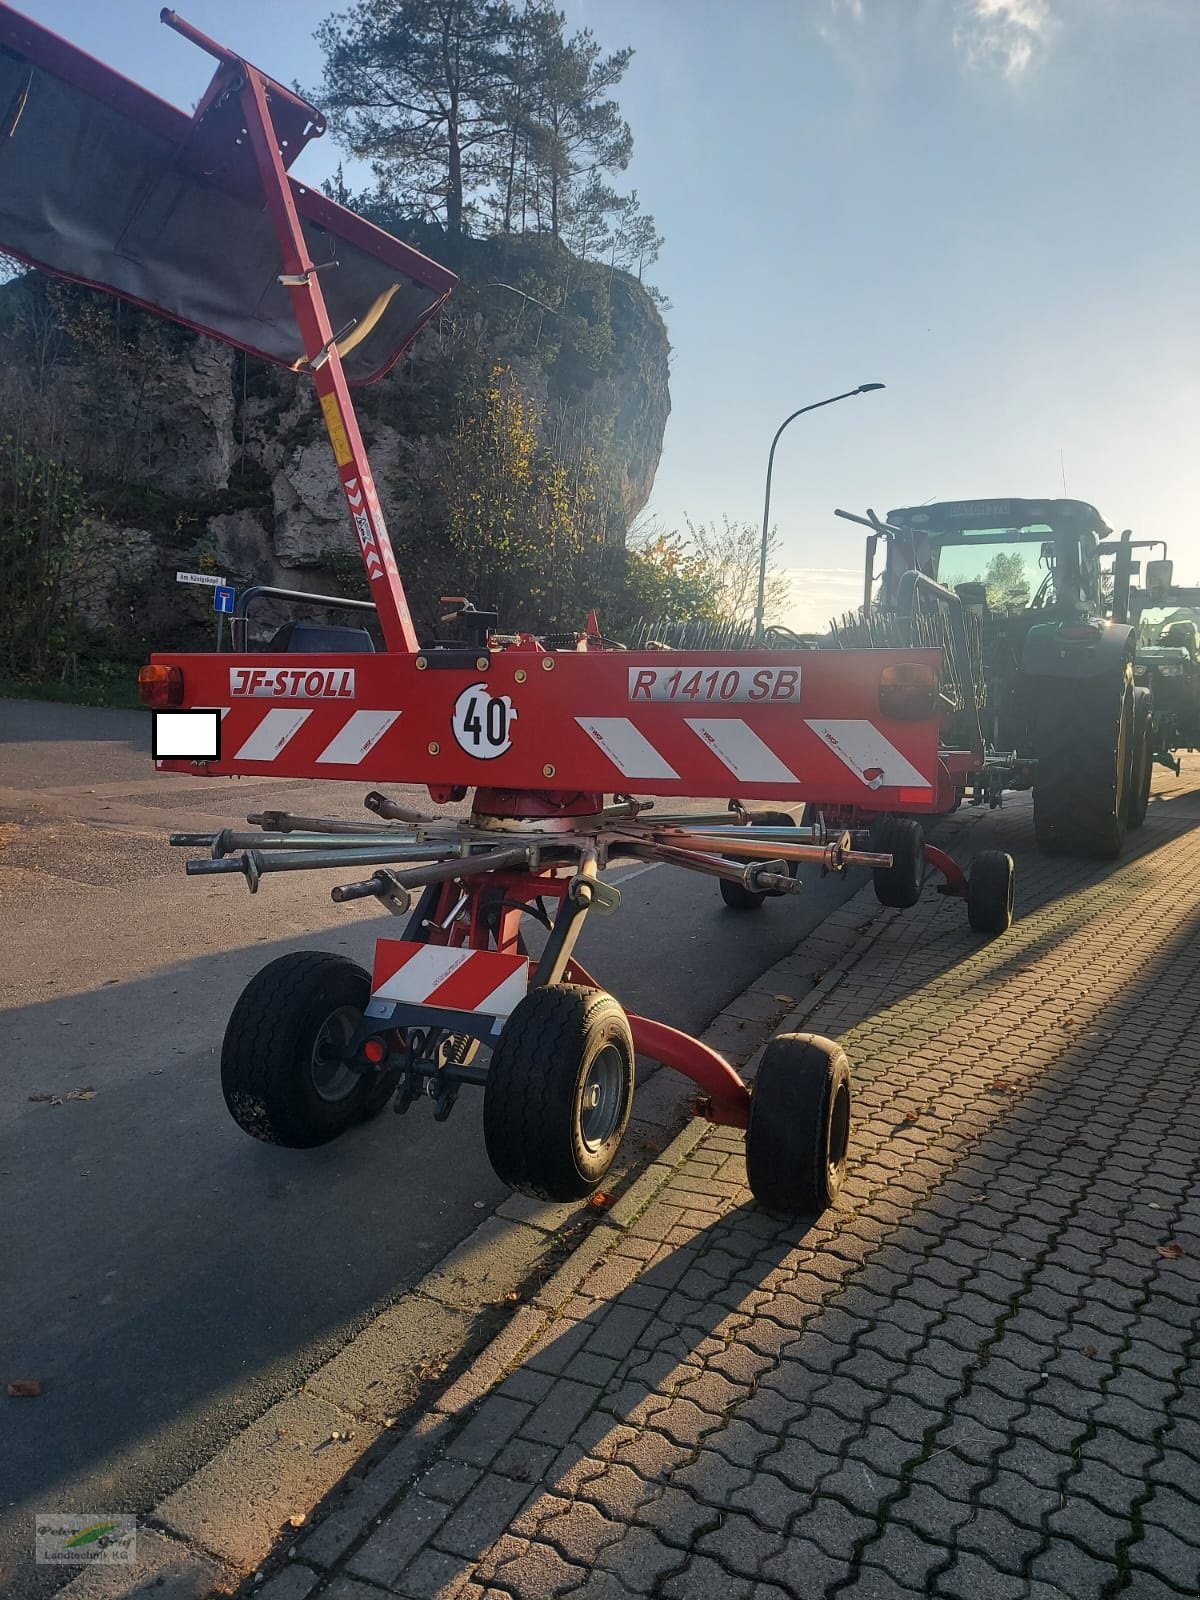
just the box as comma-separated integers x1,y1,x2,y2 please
452,682,518,759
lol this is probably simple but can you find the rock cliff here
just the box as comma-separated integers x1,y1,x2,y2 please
0,232,671,645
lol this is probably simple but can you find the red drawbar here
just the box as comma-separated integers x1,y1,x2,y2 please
924,844,968,897
627,1013,751,1128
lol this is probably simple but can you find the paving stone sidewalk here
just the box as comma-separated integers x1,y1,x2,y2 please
263,773,1200,1600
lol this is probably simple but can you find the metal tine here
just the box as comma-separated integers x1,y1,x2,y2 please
671,826,823,842
364,792,433,824
210,830,422,857
637,812,745,827
245,811,407,835
186,841,474,877
624,839,751,885
190,838,545,886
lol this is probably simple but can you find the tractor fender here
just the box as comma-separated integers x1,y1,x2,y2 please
1021,621,1135,680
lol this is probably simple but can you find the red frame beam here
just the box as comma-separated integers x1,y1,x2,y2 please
237,66,419,655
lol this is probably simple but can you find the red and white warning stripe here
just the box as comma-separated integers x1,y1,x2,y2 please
166,701,929,792
315,709,401,764
200,707,403,766
575,717,680,780
804,719,931,792
684,717,799,785
234,707,312,762
371,940,530,1018
575,713,927,791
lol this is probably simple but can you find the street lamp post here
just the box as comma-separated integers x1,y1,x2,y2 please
753,383,886,643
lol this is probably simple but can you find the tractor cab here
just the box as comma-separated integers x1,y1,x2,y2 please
882,498,1111,620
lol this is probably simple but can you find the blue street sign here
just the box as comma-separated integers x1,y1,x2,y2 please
213,585,235,615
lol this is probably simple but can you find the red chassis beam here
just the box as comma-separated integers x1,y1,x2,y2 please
228,41,420,655
152,646,946,807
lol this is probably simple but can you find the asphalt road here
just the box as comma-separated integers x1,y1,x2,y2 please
0,698,862,1597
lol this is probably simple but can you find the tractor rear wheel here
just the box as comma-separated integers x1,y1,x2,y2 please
221,952,398,1147
870,816,925,908
1033,668,1133,858
1126,687,1153,830
745,1034,851,1217
719,809,800,912
483,985,635,1201
967,850,1015,935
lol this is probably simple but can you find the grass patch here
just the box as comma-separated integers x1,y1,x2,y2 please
0,666,143,711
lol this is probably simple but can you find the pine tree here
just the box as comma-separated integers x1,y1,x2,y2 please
314,0,513,252
522,26,633,240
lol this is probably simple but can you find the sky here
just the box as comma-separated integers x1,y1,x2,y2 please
13,0,1200,629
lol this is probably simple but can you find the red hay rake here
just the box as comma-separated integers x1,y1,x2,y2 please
0,4,1014,1214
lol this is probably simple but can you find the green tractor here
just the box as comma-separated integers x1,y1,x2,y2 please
1119,550,1200,775
835,497,1150,857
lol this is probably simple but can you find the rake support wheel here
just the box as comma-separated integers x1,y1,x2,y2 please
221,951,398,1147
870,816,925,909
745,1033,851,1218
484,985,635,1202
967,850,1015,935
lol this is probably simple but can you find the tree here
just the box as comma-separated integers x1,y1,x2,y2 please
521,24,632,239
685,515,792,626
611,526,721,631
618,204,664,282
314,0,513,250
560,173,619,263
493,0,557,235
312,0,666,307
437,362,611,630
590,516,791,640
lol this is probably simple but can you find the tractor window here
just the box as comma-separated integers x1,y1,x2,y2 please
932,539,1045,610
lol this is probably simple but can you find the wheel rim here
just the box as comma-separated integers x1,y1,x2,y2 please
579,1044,626,1152
827,1079,851,1182
309,1005,363,1103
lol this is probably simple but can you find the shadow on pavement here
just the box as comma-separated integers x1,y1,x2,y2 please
262,787,1200,1598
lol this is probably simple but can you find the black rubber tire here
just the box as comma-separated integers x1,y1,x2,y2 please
719,809,799,912
1126,687,1153,830
221,951,398,1147
745,1034,851,1218
484,985,635,1201
967,850,1015,935
1033,668,1133,859
870,816,925,909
